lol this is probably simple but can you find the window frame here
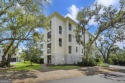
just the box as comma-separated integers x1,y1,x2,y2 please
41,44,43,49
59,38,62,47
69,46,72,54
68,34,72,42
69,23,72,30
82,49,83,53
59,26,62,34
76,47,78,53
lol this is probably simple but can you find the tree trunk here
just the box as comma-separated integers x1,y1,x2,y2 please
1,40,14,67
6,40,21,67
106,41,115,63
24,59,25,63
6,54,11,67
103,55,106,62
106,51,110,63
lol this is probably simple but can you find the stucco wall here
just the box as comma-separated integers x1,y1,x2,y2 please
43,13,94,65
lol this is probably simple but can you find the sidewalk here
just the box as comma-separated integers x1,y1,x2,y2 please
42,64,48,71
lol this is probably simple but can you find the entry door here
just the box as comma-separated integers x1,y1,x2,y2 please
47,55,51,64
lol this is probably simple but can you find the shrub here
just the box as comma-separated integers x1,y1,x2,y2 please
77,57,97,66
110,54,125,66
107,58,113,64
32,58,44,64
39,58,44,64
99,63,109,67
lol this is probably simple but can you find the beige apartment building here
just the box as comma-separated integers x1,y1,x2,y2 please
41,12,93,65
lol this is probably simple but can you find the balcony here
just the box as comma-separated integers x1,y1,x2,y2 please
47,43,51,54
47,49,51,54
47,38,51,42
47,32,51,42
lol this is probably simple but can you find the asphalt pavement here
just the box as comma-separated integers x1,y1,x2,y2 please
39,74,125,83
109,65,125,70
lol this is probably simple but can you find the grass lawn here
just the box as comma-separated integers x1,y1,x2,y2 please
97,62,109,67
10,61,42,71
48,65,81,69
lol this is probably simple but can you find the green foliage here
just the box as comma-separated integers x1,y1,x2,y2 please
76,1,125,65
80,56,97,66
20,51,27,61
95,58,103,64
26,47,41,64
110,53,125,65
39,58,44,64
98,63,109,67
24,40,42,65
0,0,49,67
107,58,113,64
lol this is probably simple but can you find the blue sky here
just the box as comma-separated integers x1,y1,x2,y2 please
46,0,95,16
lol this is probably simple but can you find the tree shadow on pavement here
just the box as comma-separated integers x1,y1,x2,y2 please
0,70,37,80
78,66,125,81
100,72,125,81
78,67,100,75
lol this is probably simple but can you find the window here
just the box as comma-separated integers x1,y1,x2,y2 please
69,46,72,54
59,26,62,34
47,32,51,42
47,43,51,54
41,44,43,49
59,38,62,46
82,49,83,53
0,50,1,54
41,51,43,56
68,34,72,42
69,23,72,30
76,47,78,53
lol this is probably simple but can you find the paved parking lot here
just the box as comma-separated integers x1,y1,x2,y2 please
39,66,125,83
41,74,125,83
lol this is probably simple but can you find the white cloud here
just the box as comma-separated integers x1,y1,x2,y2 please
19,46,27,53
35,28,40,32
88,16,98,26
115,41,125,48
65,5,79,22
96,0,120,8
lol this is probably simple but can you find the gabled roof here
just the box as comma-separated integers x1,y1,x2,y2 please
49,12,93,36
65,17,77,26
49,12,66,22
49,12,78,26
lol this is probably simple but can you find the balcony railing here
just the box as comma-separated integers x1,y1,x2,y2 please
47,49,51,54
47,38,51,42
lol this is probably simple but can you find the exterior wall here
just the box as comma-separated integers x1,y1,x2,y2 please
42,12,94,65
0,48,3,62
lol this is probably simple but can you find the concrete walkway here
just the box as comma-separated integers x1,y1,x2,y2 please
38,65,125,83
41,64,48,70
109,65,125,70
